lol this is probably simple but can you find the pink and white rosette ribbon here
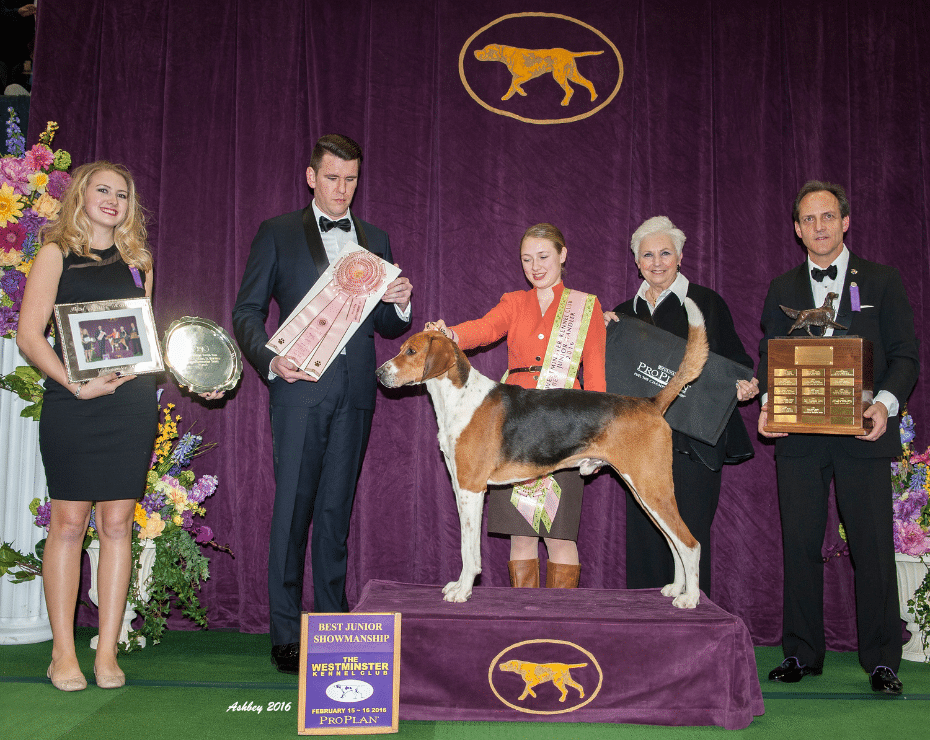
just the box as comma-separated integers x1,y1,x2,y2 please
272,251,386,380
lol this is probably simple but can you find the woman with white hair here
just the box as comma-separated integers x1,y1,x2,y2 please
610,216,758,597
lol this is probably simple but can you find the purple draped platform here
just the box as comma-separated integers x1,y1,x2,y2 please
25,1,930,649
354,580,764,729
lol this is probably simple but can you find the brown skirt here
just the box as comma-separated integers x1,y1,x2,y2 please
487,469,584,540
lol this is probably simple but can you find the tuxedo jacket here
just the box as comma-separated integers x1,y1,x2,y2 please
232,205,410,410
758,252,919,458
615,282,755,471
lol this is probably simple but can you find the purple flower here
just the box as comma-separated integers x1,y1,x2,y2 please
1,268,26,306
900,413,916,446
0,305,18,335
194,525,214,544
88,507,97,534
34,500,51,529
0,157,31,196
46,170,71,200
894,493,925,523
141,489,165,516
16,208,45,235
189,475,217,504
894,520,930,557
907,466,927,492
167,432,201,475
5,109,25,157
181,509,195,531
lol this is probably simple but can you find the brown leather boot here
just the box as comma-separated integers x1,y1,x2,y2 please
545,561,580,588
508,558,540,587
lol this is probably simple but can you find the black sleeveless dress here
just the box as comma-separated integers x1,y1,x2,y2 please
39,246,158,501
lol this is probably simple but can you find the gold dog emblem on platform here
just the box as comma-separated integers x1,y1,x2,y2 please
498,659,587,702
488,639,603,714
460,13,623,125
474,44,602,106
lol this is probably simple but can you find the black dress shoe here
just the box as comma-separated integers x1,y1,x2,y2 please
271,642,300,675
768,657,821,683
869,666,902,695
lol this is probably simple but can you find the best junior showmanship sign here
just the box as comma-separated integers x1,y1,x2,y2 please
298,613,401,735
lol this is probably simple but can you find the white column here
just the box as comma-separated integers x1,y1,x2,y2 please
0,336,52,644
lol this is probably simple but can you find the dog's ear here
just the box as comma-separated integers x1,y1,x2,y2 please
420,335,443,381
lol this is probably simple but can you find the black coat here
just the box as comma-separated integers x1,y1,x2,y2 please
615,281,754,471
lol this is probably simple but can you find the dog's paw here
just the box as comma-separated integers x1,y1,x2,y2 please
661,582,684,598
672,592,700,609
442,580,473,603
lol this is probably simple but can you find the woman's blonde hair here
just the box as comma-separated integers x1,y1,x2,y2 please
40,161,152,271
521,222,566,255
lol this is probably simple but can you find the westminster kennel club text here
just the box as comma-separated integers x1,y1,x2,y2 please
310,657,390,676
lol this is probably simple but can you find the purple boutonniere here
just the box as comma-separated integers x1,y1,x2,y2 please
850,282,861,312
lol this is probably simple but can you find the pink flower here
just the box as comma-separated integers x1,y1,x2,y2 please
894,520,930,557
0,222,26,252
24,145,55,172
0,158,31,196
910,451,930,466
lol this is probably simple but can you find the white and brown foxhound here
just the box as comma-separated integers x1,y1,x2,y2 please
376,298,709,608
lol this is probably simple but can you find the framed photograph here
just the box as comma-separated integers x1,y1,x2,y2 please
53,297,164,384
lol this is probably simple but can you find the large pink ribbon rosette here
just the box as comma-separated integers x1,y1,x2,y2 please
270,250,387,380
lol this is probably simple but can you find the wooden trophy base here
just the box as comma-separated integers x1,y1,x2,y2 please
765,336,873,435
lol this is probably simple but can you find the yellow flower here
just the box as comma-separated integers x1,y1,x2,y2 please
169,489,188,512
138,512,165,540
33,192,62,221
134,503,148,527
0,183,24,227
28,171,49,194
173,514,183,526
0,248,22,267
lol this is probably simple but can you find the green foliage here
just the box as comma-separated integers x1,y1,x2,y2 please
124,529,211,651
0,541,43,583
0,365,44,419
907,558,930,661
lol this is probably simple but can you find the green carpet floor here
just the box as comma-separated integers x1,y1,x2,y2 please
2,628,928,739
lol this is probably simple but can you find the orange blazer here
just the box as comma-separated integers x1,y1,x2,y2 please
450,283,606,392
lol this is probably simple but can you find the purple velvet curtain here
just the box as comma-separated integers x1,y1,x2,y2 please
27,0,929,648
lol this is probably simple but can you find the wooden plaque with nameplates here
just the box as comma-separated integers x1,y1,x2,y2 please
764,337,874,435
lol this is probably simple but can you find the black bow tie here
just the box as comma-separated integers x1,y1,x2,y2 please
319,215,351,233
811,265,838,282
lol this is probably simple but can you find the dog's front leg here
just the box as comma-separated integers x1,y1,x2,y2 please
441,486,484,602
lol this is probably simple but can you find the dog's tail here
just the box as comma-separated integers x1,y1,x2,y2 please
652,297,708,416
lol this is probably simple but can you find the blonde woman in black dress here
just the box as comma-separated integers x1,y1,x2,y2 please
18,161,158,691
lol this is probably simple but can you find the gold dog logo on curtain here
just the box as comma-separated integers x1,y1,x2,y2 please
488,639,603,714
460,13,623,125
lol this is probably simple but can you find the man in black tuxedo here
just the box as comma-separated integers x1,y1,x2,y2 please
233,135,412,674
758,180,919,694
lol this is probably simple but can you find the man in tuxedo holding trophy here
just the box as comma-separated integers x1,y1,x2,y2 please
758,180,919,694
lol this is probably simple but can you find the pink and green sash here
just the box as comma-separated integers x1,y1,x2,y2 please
510,288,597,533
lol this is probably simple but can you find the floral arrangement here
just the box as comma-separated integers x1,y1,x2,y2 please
892,410,930,660
0,107,72,338
0,397,231,650
892,412,930,556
